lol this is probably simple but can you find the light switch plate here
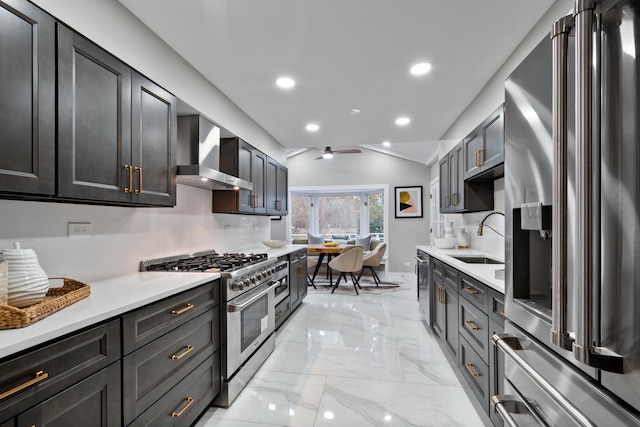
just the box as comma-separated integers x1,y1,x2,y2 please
68,222,92,237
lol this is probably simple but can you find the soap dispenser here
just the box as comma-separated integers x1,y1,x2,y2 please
457,228,469,249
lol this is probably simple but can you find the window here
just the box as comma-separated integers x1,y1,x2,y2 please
290,187,386,241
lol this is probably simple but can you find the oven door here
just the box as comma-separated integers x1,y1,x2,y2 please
225,280,277,376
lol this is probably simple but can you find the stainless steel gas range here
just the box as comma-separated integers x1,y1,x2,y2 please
140,250,289,407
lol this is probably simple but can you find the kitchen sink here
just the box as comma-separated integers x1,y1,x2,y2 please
451,256,503,265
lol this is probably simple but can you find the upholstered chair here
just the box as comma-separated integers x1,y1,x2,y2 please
357,242,387,286
328,245,364,294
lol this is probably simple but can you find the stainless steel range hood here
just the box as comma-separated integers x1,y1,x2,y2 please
176,115,253,191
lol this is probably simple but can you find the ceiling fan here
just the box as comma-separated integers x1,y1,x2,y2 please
315,146,362,160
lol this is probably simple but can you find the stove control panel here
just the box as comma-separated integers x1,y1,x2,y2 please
227,260,288,298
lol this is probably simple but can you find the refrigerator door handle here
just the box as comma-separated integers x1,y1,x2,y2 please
550,14,574,352
493,333,596,427
573,0,624,373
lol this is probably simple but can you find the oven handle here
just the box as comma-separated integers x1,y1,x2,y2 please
492,333,595,427
227,281,279,312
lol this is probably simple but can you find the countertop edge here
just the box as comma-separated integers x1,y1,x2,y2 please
0,272,220,360
416,245,505,294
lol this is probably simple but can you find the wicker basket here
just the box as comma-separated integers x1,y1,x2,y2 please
0,278,91,329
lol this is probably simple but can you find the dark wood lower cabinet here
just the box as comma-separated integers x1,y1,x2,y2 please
427,255,504,426
17,362,122,427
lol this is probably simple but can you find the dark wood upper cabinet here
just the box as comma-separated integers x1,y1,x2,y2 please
0,0,55,195
57,24,176,206
266,157,288,216
131,71,177,207
57,24,132,204
463,104,504,180
214,137,270,214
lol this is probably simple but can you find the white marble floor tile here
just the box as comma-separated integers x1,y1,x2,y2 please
198,275,492,427
314,376,487,427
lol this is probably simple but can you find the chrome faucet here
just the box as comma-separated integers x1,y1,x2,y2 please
478,211,505,236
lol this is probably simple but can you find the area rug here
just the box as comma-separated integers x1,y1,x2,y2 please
307,277,401,295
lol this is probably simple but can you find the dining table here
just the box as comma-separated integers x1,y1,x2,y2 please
306,243,347,285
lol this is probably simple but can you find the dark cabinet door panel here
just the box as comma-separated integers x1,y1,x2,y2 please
17,362,121,427
0,0,55,195
57,24,131,203
131,72,177,206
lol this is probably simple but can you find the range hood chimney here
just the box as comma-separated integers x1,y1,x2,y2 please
176,115,253,191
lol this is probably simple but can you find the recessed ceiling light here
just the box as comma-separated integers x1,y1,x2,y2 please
306,123,320,132
410,62,432,76
349,108,361,114
382,141,391,147
395,117,410,126
276,77,295,89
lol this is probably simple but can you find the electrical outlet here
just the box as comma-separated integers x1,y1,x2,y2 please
68,222,91,237
404,261,411,267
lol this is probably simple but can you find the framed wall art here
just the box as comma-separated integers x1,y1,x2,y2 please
395,186,423,218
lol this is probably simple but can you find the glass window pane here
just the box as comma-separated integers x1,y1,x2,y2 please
290,195,310,240
318,195,360,239
369,193,384,240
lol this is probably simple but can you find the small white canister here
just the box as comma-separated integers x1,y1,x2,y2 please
2,243,49,308
457,228,470,249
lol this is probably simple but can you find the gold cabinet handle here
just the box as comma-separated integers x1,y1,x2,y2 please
0,371,48,400
465,320,480,331
465,363,481,377
171,345,194,360
500,310,506,316
171,303,194,316
275,200,282,211
475,149,480,167
478,148,484,166
134,166,142,194
124,165,133,193
254,194,259,208
171,397,195,418
464,286,480,295
451,193,458,206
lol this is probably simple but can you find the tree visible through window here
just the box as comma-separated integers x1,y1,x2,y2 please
290,189,385,240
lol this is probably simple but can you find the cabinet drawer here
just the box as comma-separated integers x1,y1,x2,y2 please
17,361,121,427
459,273,488,311
459,337,489,412
275,297,291,330
0,319,120,422
489,289,506,324
459,297,490,363
122,281,218,354
123,307,218,424
432,258,458,288
129,351,220,427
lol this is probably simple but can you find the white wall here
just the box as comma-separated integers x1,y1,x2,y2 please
0,186,271,283
286,148,432,272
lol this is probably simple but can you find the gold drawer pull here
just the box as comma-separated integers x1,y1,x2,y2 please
465,363,481,377
465,320,480,331
124,165,133,193
171,303,194,316
0,371,48,400
464,286,479,295
500,310,506,316
134,166,142,194
171,396,195,417
171,345,194,360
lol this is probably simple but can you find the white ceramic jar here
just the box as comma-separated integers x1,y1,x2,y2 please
1,243,49,308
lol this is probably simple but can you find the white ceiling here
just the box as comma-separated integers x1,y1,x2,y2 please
119,0,555,164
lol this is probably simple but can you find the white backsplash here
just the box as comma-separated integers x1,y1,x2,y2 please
445,178,505,259
0,185,271,283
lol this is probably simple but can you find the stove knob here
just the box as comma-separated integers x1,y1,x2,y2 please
232,281,244,291
271,267,276,274
250,275,257,283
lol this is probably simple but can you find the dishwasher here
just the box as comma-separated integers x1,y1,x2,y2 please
415,250,431,326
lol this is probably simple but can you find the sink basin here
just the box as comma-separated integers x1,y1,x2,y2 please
451,256,503,265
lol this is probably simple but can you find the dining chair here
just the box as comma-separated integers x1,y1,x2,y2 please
357,242,387,285
328,245,364,294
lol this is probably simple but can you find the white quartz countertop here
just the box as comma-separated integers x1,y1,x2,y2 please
0,271,219,360
246,243,308,259
416,246,505,294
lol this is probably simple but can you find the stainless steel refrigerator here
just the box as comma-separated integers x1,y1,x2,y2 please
497,0,640,424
